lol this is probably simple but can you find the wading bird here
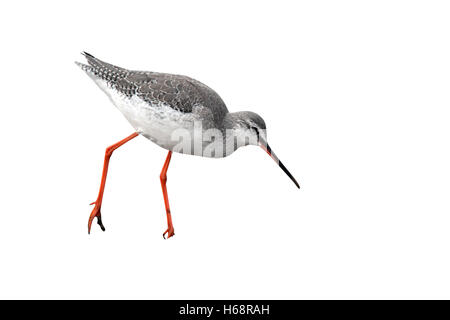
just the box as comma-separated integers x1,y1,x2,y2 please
76,52,299,239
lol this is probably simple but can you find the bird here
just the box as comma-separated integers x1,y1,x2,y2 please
76,52,299,239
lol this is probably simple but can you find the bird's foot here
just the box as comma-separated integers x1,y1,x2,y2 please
88,201,106,234
163,226,175,239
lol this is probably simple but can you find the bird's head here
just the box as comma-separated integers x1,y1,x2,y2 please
228,111,267,146
224,111,300,189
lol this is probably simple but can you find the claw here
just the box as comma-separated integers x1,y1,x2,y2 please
97,216,106,231
88,203,105,234
163,227,175,239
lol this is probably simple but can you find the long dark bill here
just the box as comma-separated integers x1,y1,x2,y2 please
258,139,300,189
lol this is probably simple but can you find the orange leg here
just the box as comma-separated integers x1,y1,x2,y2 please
88,132,139,234
160,151,175,239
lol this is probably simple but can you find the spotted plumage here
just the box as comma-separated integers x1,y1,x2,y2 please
77,52,228,122
78,52,299,237
76,52,270,157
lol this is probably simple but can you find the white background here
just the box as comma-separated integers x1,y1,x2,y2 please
0,0,449,299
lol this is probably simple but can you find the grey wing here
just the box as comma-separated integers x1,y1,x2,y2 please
135,72,228,122
79,52,191,109
131,72,229,124
181,76,229,122
79,52,229,123
133,73,201,113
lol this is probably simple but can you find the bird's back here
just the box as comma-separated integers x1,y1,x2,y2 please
76,52,229,125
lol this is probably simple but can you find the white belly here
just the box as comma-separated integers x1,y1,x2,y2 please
93,78,210,154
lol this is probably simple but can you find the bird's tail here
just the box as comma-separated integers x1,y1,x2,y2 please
75,52,128,83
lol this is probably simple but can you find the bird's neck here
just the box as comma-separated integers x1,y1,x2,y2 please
221,112,242,131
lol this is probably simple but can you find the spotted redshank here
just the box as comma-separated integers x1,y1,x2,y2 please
76,52,299,239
